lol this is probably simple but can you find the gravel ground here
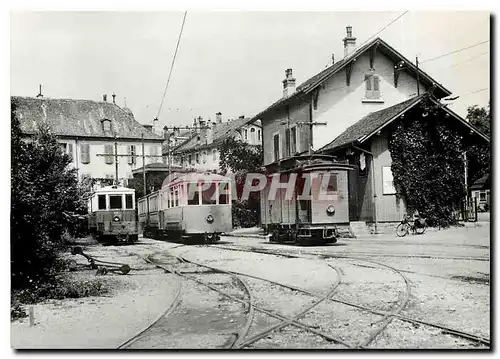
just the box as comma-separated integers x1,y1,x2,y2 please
11,223,489,349
11,240,181,349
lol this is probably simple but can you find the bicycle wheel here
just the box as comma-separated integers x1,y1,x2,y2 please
396,223,408,237
415,225,427,235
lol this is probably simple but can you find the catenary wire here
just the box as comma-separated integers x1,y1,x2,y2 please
156,11,188,120
419,40,490,64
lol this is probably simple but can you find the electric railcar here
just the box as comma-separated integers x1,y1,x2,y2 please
260,155,355,245
138,172,232,243
87,185,139,244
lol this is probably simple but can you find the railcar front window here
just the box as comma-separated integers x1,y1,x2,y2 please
98,195,106,210
110,195,123,209
326,174,338,194
187,183,200,205
218,182,229,204
202,183,217,205
125,194,133,209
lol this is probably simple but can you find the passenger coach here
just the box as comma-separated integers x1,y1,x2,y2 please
139,172,232,243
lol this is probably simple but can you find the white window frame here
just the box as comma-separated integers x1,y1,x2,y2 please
382,166,397,195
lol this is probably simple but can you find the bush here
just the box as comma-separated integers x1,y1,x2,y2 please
232,200,259,228
11,101,83,289
13,277,108,305
10,304,27,321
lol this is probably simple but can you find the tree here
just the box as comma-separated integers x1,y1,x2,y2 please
219,137,263,227
467,103,490,137
127,171,167,199
219,137,263,174
11,102,82,289
466,103,490,185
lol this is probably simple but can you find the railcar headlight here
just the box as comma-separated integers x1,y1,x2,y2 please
206,214,214,223
326,205,335,216
113,215,121,222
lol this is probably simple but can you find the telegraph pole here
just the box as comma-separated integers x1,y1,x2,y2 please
114,134,119,185
141,133,147,198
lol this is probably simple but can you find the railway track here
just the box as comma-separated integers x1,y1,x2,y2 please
201,243,489,281
111,240,489,348
144,251,353,348
173,243,490,348
213,242,489,262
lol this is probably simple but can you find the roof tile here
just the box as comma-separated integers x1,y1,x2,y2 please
12,96,163,141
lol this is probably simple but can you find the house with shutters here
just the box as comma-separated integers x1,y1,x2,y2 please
12,95,164,184
166,113,262,173
252,26,489,230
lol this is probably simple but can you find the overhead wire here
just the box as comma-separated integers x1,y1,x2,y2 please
324,11,409,69
156,11,188,120
432,51,489,70
419,40,490,64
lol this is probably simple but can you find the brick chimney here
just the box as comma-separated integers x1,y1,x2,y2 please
198,116,205,128
215,112,222,124
343,26,357,58
282,69,296,98
103,94,107,102
193,117,198,130
153,117,161,136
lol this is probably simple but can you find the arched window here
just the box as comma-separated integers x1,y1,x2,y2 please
212,149,217,161
250,128,256,144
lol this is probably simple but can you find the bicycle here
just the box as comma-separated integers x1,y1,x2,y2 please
396,214,427,237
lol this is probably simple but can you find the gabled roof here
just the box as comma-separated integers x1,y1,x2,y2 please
12,96,163,141
169,116,257,154
318,94,490,153
252,37,452,121
470,174,490,190
318,95,424,152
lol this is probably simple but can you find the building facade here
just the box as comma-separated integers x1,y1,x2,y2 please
252,26,489,227
12,95,164,184
164,113,262,173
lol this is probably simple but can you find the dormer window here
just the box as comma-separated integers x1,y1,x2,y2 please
101,119,112,132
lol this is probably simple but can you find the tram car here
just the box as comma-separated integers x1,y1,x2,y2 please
87,185,139,244
260,155,355,245
138,172,232,243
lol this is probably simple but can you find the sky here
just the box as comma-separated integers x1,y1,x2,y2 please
10,11,490,128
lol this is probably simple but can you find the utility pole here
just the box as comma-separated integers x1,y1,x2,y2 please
114,135,119,185
416,55,420,96
163,124,209,173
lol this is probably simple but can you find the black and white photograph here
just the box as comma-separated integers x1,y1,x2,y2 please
9,8,491,350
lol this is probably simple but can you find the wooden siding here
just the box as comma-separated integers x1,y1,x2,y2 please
370,133,406,222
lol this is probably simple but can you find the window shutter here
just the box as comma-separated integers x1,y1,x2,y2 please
127,145,133,164
373,75,380,98
273,134,280,162
105,144,114,164
67,143,73,161
81,144,90,164
291,127,297,154
365,74,372,98
284,128,291,157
